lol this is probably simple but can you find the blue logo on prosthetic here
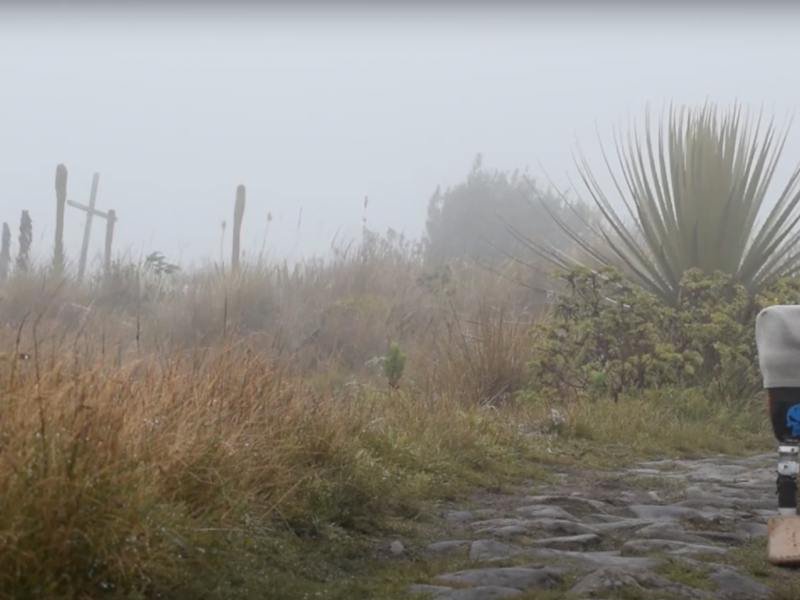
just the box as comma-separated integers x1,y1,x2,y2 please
787,405,800,438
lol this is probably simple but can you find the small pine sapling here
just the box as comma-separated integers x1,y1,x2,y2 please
383,342,406,389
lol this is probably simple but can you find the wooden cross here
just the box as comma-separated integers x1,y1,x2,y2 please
67,173,117,280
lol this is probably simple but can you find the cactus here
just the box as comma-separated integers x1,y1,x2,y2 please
0,223,10,281
232,184,246,272
17,210,31,273
54,164,68,275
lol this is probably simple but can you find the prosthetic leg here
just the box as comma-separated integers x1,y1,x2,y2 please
764,389,800,564
755,306,800,565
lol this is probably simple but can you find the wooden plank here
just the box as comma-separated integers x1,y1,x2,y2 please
67,199,110,220
77,173,100,282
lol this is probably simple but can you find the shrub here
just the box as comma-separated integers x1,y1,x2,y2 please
529,265,800,402
383,342,406,389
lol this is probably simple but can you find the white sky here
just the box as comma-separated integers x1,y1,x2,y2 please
1,4,799,267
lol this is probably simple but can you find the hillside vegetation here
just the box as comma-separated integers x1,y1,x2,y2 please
0,102,797,598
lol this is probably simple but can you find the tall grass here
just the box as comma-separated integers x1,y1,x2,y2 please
0,331,547,597
0,228,772,598
0,230,547,380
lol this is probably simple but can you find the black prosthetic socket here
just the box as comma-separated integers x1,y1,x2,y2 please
778,473,798,511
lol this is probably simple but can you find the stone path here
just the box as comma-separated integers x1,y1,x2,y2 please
407,453,800,599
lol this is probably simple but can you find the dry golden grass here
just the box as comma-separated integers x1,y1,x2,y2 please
0,333,544,598
0,230,774,599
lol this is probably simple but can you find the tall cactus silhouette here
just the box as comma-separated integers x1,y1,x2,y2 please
0,223,10,281
232,184,246,272
17,210,31,272
54,164,68,275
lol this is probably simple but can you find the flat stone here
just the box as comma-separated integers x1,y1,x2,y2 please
471,518,528,529
694,531,748,545
515,505,576,520
427,540,471,554
622,538,729,556
735,521,768,539
591,518,650,533
634,521,710,544
639,459,689,469
531,533,602,551
571,566,709,598
469,540,525,561
618,491,641,503
522,494,609,512
681,510,737,528
626,468,665,476
742,453,775,463
628,504,714,521
685,464,751,483
672,556,732,571
434,566,564,590
675,497,741,510
409,584,455,595
475,525,529,538
682,484,774,511
444,511,476,523
528,518,601,536
431,587,523,600
687,484,767,501
710,568,773,599
727,470,776,487
525,548,663,569
591,514,633,523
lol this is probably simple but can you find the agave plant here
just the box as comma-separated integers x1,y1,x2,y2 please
519,102,800,306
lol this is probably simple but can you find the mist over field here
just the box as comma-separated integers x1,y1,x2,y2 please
2,4,799,267
7,5,800,599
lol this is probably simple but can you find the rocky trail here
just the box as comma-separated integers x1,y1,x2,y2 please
404,453,800,599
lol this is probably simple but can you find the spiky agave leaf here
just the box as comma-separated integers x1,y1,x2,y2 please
513,102,800,306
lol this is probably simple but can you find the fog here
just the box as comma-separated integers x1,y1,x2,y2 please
1,4,799,267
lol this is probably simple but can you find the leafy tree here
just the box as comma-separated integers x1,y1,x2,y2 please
518,103,800,305
423,154,592,266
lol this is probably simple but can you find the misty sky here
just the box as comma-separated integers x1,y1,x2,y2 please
1,5,799,268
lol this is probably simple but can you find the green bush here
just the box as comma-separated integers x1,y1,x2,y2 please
530,266,800,402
